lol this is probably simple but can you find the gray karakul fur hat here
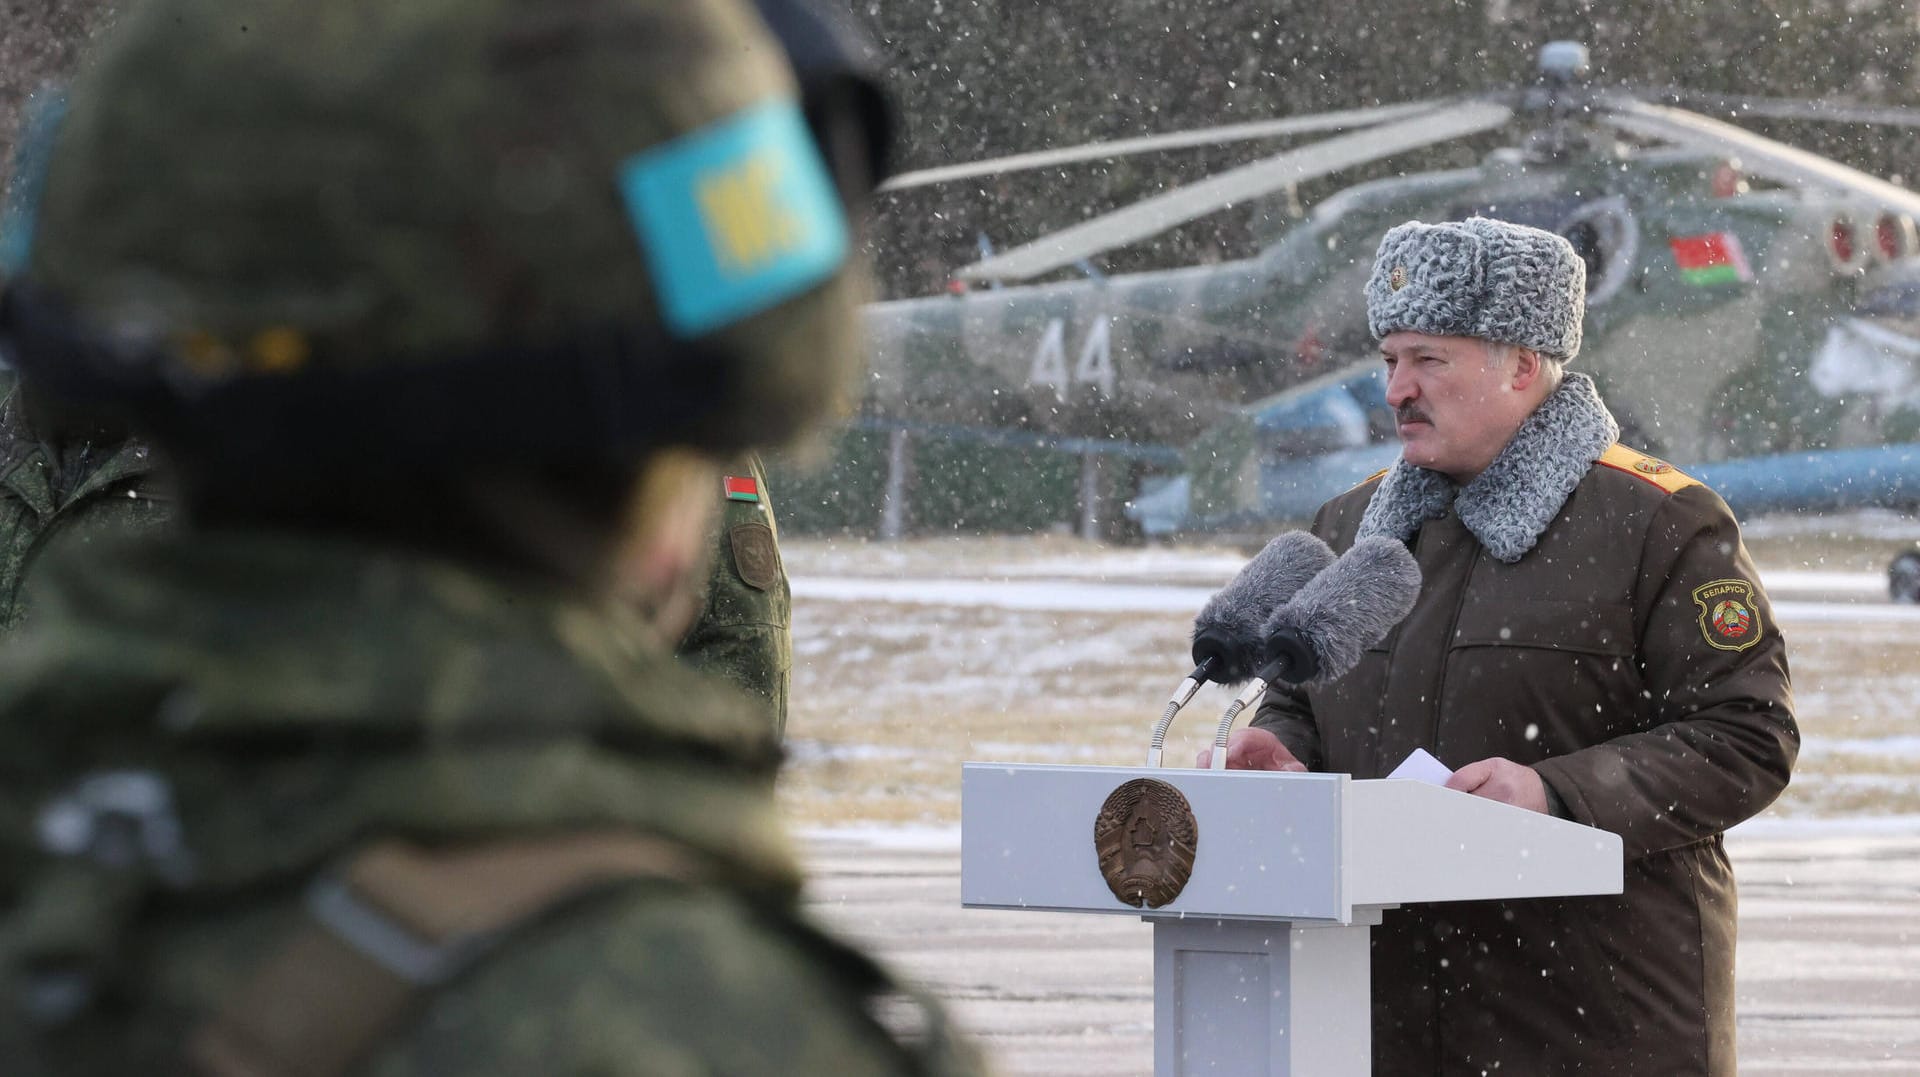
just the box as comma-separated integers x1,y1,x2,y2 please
1365,217,1586,359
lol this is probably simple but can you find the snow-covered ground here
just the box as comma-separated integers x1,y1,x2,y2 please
794,572,1920,620
803,829,1920,1075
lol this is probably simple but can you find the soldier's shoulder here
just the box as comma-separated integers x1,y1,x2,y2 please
1293,467,1388,536
720,454,775,513
370,885,947,1076
1591,443,1703,496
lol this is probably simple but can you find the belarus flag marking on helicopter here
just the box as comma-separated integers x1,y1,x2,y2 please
724,475,762,503
1669,232,1754,286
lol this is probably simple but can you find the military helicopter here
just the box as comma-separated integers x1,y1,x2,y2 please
859,43,1920,591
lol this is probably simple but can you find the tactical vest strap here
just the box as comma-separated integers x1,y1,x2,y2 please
184,831,703,1077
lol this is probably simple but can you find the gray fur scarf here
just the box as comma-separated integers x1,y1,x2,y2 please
1355,372,1619,563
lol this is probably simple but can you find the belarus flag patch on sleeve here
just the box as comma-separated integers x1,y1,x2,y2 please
723,475,762,503
1668,232,1754,286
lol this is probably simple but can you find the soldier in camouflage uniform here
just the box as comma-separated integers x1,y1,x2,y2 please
0,1,978,1075
678,452,793,733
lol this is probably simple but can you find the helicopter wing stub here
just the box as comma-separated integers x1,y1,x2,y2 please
1665,91,1920,130
953,100,1515,284
1600,100,1920,219
878,100,1445,193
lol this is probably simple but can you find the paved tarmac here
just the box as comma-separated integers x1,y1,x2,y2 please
805,830,1920,1075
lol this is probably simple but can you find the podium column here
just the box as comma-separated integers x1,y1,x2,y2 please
1152,909,1380,1076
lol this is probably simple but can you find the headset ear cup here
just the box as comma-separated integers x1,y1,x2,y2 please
845,78,895,191
804,81,886,210
752,0,895,193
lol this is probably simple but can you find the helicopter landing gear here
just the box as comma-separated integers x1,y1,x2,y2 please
1891,550,1920,604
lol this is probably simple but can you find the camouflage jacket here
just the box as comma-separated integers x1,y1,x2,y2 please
676,453,793,735
0,391,171,630
0,532,979,1076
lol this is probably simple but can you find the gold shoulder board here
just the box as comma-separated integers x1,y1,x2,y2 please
1596,443,1701,494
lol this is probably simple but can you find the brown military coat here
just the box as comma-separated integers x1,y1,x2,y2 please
1254,442,1797,1076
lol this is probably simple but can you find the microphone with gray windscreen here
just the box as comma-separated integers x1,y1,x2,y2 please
1146,531,1335,766
1206,536,1422,769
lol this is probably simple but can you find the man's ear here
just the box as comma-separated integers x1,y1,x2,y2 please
1509,348,1544,392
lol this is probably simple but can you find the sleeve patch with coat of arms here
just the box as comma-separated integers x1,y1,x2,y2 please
1692,578,1762,652
729,522,782,591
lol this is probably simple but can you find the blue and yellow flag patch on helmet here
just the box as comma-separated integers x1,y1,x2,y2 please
618,99,848,339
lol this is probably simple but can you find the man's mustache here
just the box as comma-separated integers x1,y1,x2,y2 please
1396,404,1431,424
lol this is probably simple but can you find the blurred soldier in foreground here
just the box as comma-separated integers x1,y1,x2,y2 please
0,1,979,1074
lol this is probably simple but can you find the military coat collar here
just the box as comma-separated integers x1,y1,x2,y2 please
1356,372,1620,563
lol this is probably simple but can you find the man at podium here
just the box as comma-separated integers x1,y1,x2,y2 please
1218,218,1798,1076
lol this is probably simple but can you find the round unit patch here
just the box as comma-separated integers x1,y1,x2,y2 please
1692,578,1763,652
1634,458,1674,475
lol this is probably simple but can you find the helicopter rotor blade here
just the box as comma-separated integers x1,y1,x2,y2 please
1665,90,1920,129
1599,99,1920,218
954,99,1514,283
879,100,1446,193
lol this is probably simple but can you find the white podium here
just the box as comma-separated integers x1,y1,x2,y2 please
960,764,1623,1076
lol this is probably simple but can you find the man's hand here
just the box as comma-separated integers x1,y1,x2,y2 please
1196,727,1308,771
1445,757,1548,813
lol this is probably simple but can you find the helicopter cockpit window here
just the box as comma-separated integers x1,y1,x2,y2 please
1447,197,1638,306
1564,222,1605,276
1555,198,1639,305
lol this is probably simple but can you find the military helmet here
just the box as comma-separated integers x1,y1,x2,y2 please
0,0,890,475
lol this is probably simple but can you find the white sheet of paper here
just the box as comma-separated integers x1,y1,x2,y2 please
1386,747,1455,786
